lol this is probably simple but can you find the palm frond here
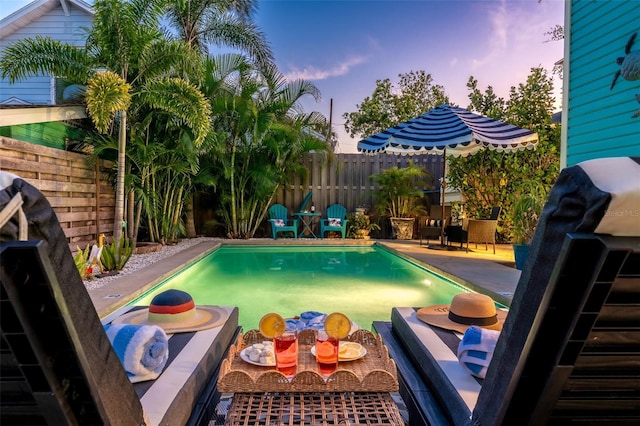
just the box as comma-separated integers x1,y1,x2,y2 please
0,36,94,83
86,71,132,133
138,78,211,145
202,13,273,67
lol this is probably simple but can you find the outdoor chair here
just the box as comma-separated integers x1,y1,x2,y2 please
320,203,348,238
419,205,452,246
447,206,501,253
374,156,640,425
268,203,298,239
0,173,240,425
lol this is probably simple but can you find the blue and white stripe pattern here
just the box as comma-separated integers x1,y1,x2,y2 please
457,326,501,379
104,323,169,383
357,104,538,157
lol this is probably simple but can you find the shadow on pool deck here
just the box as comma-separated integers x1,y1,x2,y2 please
88,238,520,319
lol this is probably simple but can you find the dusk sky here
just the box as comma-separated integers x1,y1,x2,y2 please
2,0,566,153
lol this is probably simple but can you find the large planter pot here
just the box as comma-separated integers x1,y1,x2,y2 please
513,243,530,270
354,229,371,240
390,217,415,240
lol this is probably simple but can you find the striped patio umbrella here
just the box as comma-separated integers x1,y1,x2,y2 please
357,104,539,248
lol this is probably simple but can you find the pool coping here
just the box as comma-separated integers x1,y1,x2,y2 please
88,238,519,319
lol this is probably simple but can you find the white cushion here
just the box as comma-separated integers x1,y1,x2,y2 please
328,218,342,226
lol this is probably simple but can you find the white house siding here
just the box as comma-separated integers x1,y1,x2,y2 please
0,3,93,105
564,0,640,166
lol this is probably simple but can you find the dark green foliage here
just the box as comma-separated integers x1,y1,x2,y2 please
448,67,560,243
370,161,433,218
343,70,450,140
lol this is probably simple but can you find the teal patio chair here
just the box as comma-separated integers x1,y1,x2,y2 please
320,204,348,239
268,204,298,239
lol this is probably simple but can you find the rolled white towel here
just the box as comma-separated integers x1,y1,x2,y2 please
104,323,169,383
456,325,500,379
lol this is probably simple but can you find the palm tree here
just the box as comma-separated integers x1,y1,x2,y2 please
165,0,274,237
0,0,210,260
165,0,273,67
203,55,330,238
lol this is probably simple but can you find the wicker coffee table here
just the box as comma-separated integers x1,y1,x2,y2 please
225,391,404,425
218,329,404,425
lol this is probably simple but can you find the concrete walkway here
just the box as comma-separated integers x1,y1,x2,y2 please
89,238,521,318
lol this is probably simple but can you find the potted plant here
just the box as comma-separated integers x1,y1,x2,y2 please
347,213,381,239
511,183,548,270
371,161,432,239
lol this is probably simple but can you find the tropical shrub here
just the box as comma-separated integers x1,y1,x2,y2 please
74,244,92,279
100,237,135,271
370,161,432,218
511,182,548,245
346,213,381,238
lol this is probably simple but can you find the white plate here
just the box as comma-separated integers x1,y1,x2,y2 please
310,342,367,361
240,348,276,367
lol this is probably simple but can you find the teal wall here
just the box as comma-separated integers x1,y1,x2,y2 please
566,1,640,166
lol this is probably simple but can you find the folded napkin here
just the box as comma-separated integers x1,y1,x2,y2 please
104,323,169,383
456,325,500,379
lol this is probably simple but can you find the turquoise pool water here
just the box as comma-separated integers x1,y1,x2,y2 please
128,245,468,331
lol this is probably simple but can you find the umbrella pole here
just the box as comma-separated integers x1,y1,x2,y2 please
440,147,447,245
427,148,459,251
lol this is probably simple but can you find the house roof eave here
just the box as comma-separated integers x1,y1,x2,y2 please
0,0,94,40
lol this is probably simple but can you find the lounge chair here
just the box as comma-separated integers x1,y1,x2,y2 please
267,204,298,239
0,173,239,425
375,157,640,425
320,203,348,239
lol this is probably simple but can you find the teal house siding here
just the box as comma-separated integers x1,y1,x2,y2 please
565,0,640,166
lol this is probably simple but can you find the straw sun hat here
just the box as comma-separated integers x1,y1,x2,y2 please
416,293,507,334
111,289,227,334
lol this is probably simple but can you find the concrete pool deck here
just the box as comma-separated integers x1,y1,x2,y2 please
88,238,520,319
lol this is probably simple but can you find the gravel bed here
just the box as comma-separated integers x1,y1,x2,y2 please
84,237,216,290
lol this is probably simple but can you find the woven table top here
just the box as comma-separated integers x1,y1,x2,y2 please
225,391,404,426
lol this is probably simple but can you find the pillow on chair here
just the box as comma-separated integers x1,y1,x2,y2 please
273,219,285,227
328,218,342,227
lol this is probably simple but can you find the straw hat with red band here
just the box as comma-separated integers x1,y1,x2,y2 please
416,292,507,334
111,289,227,334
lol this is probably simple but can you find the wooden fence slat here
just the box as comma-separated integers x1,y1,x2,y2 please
1,137,115,246
273,153,442,216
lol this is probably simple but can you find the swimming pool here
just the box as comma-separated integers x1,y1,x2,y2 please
127,245,469,330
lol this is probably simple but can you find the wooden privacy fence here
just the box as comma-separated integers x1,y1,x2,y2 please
2,136,443,241
1,137,115,248
274,153,443,216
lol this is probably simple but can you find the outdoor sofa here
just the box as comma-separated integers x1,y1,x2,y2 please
0,173,240,425
375,156,640,425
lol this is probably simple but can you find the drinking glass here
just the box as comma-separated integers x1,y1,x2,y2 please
315,330,339,377
274,329,298,378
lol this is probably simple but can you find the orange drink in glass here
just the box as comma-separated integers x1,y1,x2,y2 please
315,330,339,377
274,329,298,378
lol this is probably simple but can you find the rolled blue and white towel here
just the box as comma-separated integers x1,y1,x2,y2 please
456,325,501,379
104,323,169,383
